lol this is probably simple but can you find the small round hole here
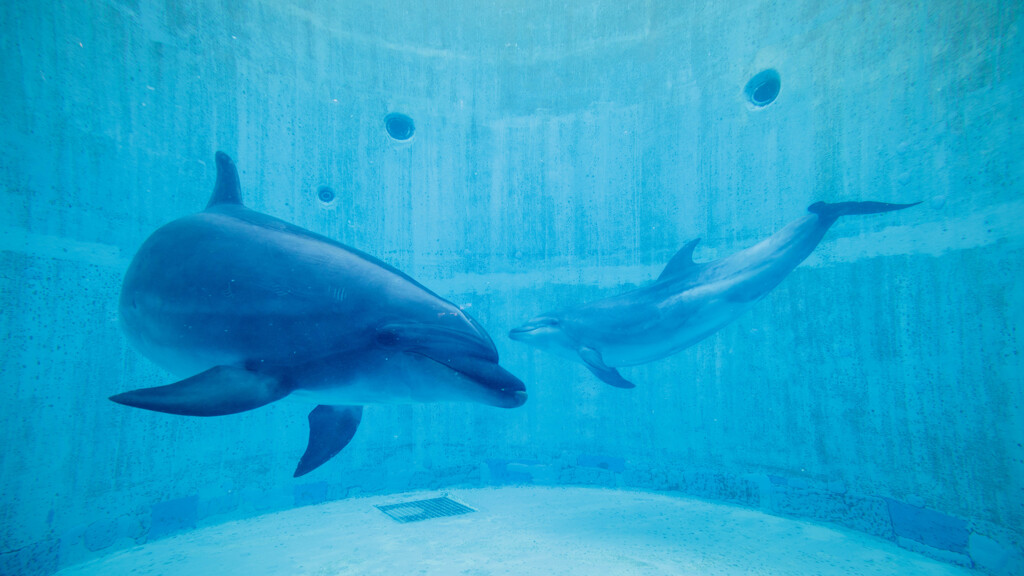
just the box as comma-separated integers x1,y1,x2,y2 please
744,69,781,108
317,185,336,204
384,113,415,141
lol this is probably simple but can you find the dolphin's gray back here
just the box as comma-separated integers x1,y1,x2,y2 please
119,205,482,376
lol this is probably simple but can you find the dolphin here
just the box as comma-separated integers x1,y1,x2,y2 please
111,152,526,476
509,201,919,388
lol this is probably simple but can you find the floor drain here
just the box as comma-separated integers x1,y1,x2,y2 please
376,496,475,523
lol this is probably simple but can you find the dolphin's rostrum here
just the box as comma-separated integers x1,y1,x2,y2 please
112,152,526,476
509,200,920,388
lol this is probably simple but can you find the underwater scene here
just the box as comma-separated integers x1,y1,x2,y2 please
1,1,1021,575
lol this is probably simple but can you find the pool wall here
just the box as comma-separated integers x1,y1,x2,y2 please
1,1,1021,574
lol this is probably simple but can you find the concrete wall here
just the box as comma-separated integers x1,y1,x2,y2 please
1,0,1021,574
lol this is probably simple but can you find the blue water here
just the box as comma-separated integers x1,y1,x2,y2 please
1,1,1021,575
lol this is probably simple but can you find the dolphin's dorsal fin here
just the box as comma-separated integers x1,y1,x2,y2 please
206,151,243,208
656,238,701,283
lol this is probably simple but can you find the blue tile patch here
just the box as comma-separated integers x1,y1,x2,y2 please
149,495,198,541
0,538,59,576
485,459,539,483
294,481,329,507
83,518,120,552
886,498,969,554
577,454,625,473
198,492,240,520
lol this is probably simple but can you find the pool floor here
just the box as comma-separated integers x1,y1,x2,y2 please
57,486,975,575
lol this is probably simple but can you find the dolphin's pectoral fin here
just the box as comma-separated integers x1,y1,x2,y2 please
577,347,635,389
294,405,363,477
109,365,288,416
656,238,702,283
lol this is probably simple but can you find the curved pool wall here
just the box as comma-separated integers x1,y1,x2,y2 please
1,1,1021,574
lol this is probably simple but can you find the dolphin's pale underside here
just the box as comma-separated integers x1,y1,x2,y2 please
111,152,526,476
509,200,919,388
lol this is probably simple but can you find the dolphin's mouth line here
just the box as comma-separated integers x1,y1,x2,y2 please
508,326,538,340
406,350,526,394
503,390,528,408
484,388,527,409
377,322,499,363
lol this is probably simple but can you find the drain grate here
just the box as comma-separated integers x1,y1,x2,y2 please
376,496,475,523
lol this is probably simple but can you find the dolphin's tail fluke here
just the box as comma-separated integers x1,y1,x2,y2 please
808,200,921,220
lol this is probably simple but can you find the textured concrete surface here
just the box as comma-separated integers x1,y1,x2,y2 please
54,487,979,576
1,0,1021,574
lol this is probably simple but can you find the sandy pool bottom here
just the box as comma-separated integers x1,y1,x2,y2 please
57,486,974,575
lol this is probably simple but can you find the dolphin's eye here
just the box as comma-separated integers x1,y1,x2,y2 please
547,319,560,326
376,329,400,346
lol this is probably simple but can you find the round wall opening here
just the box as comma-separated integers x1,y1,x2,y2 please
744,69,781,108
317,185,336,204
384,113,416,141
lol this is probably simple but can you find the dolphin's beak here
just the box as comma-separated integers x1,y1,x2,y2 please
409,350,527,408
465,362,527,409
496,388,528,408
508,324,538,341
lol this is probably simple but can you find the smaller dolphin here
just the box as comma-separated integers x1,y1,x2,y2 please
509,201,919,388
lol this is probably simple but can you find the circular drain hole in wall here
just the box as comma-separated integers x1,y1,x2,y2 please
385,113,415,141
745,69,781,108
317,185,336,204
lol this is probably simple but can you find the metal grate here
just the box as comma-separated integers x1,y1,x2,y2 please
376,496,475,523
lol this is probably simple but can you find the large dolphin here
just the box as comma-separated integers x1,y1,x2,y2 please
509,201,919,388
111,152,526,476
